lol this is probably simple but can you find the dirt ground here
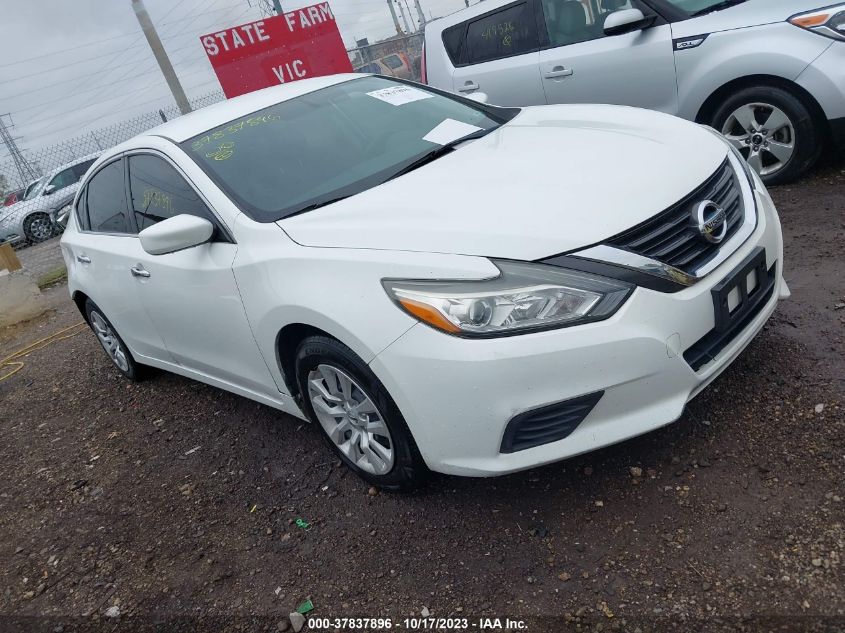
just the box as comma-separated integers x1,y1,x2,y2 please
0,157,843,633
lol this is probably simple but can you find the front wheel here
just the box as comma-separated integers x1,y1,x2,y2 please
23,212,55,243
295,336,427,490
711,85,821,186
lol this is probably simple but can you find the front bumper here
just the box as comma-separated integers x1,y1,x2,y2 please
370,186,785,476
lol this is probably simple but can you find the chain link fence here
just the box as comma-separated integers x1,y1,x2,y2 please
0,90,226,194
347,33,424,83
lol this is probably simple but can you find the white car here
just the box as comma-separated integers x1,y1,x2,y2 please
62,75,787,489
422,0,845,184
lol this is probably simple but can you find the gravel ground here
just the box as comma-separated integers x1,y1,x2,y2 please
0,157,843,633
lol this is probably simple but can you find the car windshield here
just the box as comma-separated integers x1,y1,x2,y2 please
23,177,47,201
182,77,513,222
663,0,748,16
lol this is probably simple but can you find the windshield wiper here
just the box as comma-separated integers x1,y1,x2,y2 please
284,194,353,218
382,127,494,183
691,0,747,17
280,127,494,219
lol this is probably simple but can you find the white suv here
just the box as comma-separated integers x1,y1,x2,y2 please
422,0,845,184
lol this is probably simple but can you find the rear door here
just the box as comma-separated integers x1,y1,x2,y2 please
448,0,546,106
124,151,277,396
536,0,677,113
66,157,169,360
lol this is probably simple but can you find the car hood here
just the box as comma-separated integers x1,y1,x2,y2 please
278,105,729,261
672,0,822,36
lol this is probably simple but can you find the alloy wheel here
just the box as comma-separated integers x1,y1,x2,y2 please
721,102,795,177
26,214,54,242
90,311,130,373
307,364,395,476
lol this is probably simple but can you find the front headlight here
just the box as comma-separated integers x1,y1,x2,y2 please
789,4,845,40
383,260,633,337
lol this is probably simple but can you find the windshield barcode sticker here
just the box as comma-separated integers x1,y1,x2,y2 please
366,86,433,106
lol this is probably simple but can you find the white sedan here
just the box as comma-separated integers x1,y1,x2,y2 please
62,74,788,489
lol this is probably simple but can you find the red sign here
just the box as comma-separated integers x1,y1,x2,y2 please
200,2,352,98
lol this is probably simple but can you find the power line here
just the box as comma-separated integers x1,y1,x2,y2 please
0,0,235,72
15,1,251,127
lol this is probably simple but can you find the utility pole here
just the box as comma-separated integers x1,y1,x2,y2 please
413,0,427,30
131,0,192,115
0,114,39,186
387,0,403,35
397,0,413,33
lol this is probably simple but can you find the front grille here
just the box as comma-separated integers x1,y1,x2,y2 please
607,159,743,274
500,391,603,453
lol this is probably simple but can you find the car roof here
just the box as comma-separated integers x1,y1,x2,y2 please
141,73,362,144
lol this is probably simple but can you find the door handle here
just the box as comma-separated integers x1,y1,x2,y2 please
544,67,574,79
458,81,479,93
76,254,91,264
130,266,150,278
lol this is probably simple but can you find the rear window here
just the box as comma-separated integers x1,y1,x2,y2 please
464,2,538,65
441,24,466,65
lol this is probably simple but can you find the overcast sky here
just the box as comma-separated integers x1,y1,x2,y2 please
0,0,470,161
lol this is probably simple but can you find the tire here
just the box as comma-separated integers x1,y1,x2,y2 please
294,335,427,490
84,299,147,381
22,212,55,243
711,85,821,186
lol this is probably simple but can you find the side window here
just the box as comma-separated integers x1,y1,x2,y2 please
48,167,77,192
383,54,403,70
72,159,97,181
128,154,212,232
441,23,467,65
86,160,131,234
464,3,538,65
541,0,636,48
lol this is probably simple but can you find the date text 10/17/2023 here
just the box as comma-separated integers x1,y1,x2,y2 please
306,617,529,631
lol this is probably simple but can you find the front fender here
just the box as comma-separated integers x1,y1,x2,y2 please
230,214,498,394
674,23,831,121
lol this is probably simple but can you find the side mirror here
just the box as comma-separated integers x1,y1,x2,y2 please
43,184,56,196
465,91,489,105
603,8,655,36
139,214,214,255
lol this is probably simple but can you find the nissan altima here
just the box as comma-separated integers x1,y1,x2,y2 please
61,74,788,489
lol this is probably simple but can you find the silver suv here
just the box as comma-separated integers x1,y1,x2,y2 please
422,0,845,184
0,153,99,245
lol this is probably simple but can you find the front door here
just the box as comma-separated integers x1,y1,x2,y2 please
124,153,278,397
537,0,678,113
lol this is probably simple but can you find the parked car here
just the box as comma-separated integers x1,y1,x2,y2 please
422,0,845,184
63,74,787,489
0,154,99,245
3,187,26,207
354,52,414,80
